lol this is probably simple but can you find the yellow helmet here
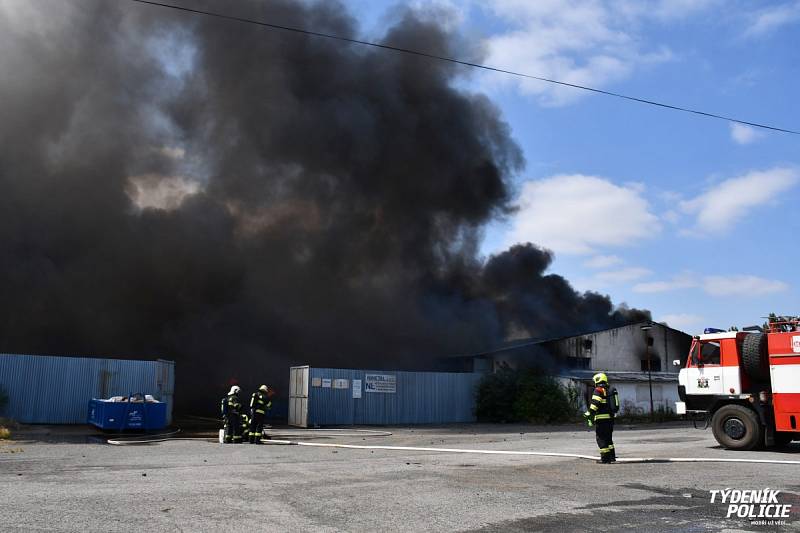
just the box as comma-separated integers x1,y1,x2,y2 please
259,384,269,393
592,372,608,385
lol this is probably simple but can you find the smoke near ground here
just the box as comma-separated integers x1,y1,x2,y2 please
0,0,648,412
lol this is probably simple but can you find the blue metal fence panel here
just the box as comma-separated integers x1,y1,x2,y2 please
0,353,175,424
306,368,482,426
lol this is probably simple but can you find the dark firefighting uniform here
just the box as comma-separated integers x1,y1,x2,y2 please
249,390,271,443
221,393,243,443
241,412,250,442
220,396,228,442
585,384,615,463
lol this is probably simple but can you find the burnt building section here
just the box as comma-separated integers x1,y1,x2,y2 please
446,321,692,415
542,322,691,375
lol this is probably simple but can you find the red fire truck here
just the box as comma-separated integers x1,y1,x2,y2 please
675,317,800,450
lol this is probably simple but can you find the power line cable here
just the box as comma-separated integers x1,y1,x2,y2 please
128,0,799,136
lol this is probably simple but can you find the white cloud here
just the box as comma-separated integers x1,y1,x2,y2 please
612,0,722,22
634,272,788,297
403,0,467,31
744,1,800,37
662,210,680,224
480,0,700,105
575,264,651,292
680,167,799,233
593,267,652,284
506,174,660,254
729,123,765,145
659,313,705,331
584,255,623,269
634,273,697,293
703,275,788,297
650,0,721,19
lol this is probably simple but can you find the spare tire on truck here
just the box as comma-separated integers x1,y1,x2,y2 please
741,332,770,383
711,404,763,450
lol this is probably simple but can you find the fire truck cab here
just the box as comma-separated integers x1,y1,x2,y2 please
675,321,800,450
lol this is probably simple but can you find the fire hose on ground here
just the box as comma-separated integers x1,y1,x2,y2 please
105,428,393,445
105,429,800,465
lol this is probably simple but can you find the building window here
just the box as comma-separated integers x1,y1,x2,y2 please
582,338,593,351
566,357,591,369
641,358,662,372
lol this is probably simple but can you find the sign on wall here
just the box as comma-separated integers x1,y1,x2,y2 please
365,374,396,393
352,379,362,398
333,379,349,389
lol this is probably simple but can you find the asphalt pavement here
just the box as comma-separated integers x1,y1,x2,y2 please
1,422,799,532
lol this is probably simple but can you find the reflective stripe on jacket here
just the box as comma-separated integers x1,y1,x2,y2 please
226,394,241,414
251,391,270,415
584,385,614,421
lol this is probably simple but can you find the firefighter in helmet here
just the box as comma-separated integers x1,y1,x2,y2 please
249,384,272,444
583,372,618,463
221,385,243,444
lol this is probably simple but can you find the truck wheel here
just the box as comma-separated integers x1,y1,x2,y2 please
711,404,763,450
741,333,769,383
775,432,795,447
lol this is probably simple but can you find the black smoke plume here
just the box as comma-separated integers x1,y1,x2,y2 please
0,0,648,412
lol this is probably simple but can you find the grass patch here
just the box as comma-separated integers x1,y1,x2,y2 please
0,416,17,438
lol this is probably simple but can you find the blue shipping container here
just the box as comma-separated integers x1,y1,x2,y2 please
0,353,174,424
88,398,167,430
288,366,482,427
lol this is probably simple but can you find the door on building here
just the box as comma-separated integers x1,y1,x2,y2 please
288,366,309,427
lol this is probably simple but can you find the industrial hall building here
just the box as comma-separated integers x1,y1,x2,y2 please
445,321,693,416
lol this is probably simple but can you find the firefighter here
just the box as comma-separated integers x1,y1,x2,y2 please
221,385,243,444
241,412,251,443
583,372,617,464
249,384,272,444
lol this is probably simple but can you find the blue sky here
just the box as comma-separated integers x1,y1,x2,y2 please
347,0,800,333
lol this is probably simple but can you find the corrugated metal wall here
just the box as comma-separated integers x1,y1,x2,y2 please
0,353,174,424
299,367,482,426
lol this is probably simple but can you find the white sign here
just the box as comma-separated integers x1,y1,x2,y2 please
352,379,362,398
365,374,396,393
322,378,331,388
333,379,349,389
311,377,322,387
792,336,800,353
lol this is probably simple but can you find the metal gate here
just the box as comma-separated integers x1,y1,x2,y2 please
288,365,309,427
